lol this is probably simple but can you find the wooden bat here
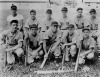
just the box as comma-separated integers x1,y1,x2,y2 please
40,45,52,68
61,46,66,70
25,44,28,66
4,36,8,66
24,38,29,66
61,51,65,70
40,32,63,68
74,48,81,71
74,41,82,71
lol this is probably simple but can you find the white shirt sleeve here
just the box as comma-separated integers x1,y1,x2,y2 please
20,15,24,20
7,15,10,22
24,19,29,28
43,30,49,40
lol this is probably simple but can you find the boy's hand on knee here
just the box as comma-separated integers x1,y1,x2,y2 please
1,44,7,49
80,53,85,58
51,47,56,52
44,53,48,58
24,33,28,39
62,44,65,49
6,48,11,52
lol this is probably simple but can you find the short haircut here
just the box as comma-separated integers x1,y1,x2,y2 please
77,7,83,11
30,9,36,14
11,4,17,10
89,9,96,14
46,9,52,14
61,7,68,12
10,20,18,25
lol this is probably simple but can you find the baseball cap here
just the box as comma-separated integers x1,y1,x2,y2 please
77,7,83,11
61,7,68,12
51,21,59,26
89,9,96,14
30,9,36,14
29,24,38,29
82,27,90,32
46,9,52,14
67,24,74,29
11,4,17,10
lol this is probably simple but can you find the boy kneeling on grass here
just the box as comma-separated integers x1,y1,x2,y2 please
43,21,62,66
77,27,96,71
1,20,24,65
61,24,80,62
24,24,44,64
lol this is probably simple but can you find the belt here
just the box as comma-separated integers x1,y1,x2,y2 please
61,29,67,30
91,29,98,30
77,28,83,29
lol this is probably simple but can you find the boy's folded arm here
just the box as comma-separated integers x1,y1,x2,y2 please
36,45,42,53
43,40,47,54
7,42,22,52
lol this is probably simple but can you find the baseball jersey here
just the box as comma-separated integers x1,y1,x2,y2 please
77,35,96,51
25,17,39,29
2,30,23,47
28,32,43,50
97,35,100,48
61,30,80,44
59,16,71,30
43,28,61,45
88,17,100,30
73,15,87,29
42,18,54,31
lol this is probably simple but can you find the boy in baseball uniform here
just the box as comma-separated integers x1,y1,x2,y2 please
43,21,62,64
61,24,80,62
77,27,96,71
1,20,24,64
24,24,43,64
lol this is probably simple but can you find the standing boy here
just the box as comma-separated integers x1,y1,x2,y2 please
88,9,100,40
59,7,71,30
73,7,87,29
42,9,54,31
7,4,24,31
24,9,39,35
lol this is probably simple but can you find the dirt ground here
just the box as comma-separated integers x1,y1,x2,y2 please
0,52,100,77
0,2,100,77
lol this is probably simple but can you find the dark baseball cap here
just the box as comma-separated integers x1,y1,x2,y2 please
61,7,68,12
51,21,59,26
67,24,74,29
77,7,83,11
11,4,17,10
46,9,52,14
30,9,36,14
82,27,90,32
89,9,96,14
29,24,38,29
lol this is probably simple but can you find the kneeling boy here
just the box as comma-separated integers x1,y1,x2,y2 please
43,21,61,63
25,24,43,64
61,24,80,62
77,27,96,71
1,20,24,64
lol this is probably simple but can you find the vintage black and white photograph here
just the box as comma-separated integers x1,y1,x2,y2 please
0,0,100,77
